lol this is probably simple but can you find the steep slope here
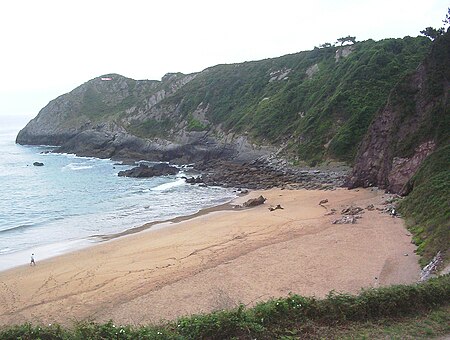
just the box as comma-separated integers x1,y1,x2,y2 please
398,145,450,265
347,30,450,194
17,36,431,164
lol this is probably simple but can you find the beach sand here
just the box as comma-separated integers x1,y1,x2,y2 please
0,188,420,326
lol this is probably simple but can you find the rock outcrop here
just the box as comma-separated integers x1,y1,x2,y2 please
118,163,179,178
243,195,266,207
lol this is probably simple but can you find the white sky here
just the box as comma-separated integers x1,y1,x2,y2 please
0,0,447,117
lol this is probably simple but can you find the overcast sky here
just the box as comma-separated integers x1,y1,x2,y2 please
0,0,447,117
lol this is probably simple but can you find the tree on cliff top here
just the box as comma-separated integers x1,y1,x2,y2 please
336,36,356,45
420,27,445,40
421,7,449,40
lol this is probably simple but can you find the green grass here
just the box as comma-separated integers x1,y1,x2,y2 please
186,114,209,131
398,145,450,267
1,275,449,339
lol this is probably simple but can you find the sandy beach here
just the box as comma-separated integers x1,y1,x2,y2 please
0,188,420,326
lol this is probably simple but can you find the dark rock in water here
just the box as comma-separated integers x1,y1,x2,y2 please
185,176,204,184
118,163,179,178
243,195,266,207
33,162,44,166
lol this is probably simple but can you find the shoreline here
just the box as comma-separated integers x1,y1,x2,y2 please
92,199,240,241
0,187,420,326
0,194,242,274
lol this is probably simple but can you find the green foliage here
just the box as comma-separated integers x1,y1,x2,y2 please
80,86,111,119
336,35,357,45
176,304,263,339
421,27,445,40
1,275,449,339
79,75,159,122
398,145,450,266
186,114,208,131
129,118,175,139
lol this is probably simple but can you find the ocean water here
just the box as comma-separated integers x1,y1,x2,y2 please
0,115,236,271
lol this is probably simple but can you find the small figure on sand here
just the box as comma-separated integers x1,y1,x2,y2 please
30,253,35,266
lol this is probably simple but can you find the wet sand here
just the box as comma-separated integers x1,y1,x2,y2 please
0,188,420,326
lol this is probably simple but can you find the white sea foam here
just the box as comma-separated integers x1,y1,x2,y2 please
63,163,94,171
151,178,186,191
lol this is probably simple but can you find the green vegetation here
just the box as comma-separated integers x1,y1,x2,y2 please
1,275,449,339
128,118,175,139
186,114,208,131
78,74,159,122
399,145,450,267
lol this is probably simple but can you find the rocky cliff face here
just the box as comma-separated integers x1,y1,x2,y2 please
347,31,450,194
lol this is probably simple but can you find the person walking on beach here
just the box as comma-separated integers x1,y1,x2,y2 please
30,253,35,266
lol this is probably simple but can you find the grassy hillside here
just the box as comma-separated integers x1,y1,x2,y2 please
399,145,450,266
143,36,431,164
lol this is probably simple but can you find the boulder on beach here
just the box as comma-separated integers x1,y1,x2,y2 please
269,204,284,211
243,195,266,207
118,163,179,178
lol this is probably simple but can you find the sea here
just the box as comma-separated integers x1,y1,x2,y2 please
0,115,237,272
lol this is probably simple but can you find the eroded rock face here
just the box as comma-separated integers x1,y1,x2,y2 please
346,32,450,194
388,141,436,194
335,45,354,62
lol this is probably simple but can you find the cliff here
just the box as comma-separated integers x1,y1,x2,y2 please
17,36,432,165
347,30,450,194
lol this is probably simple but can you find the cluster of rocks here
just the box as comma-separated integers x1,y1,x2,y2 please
118,163,179,178
114,155,349,192
190,158,349,190
375,195,403,217
332,205,365,224
420,251,443,282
